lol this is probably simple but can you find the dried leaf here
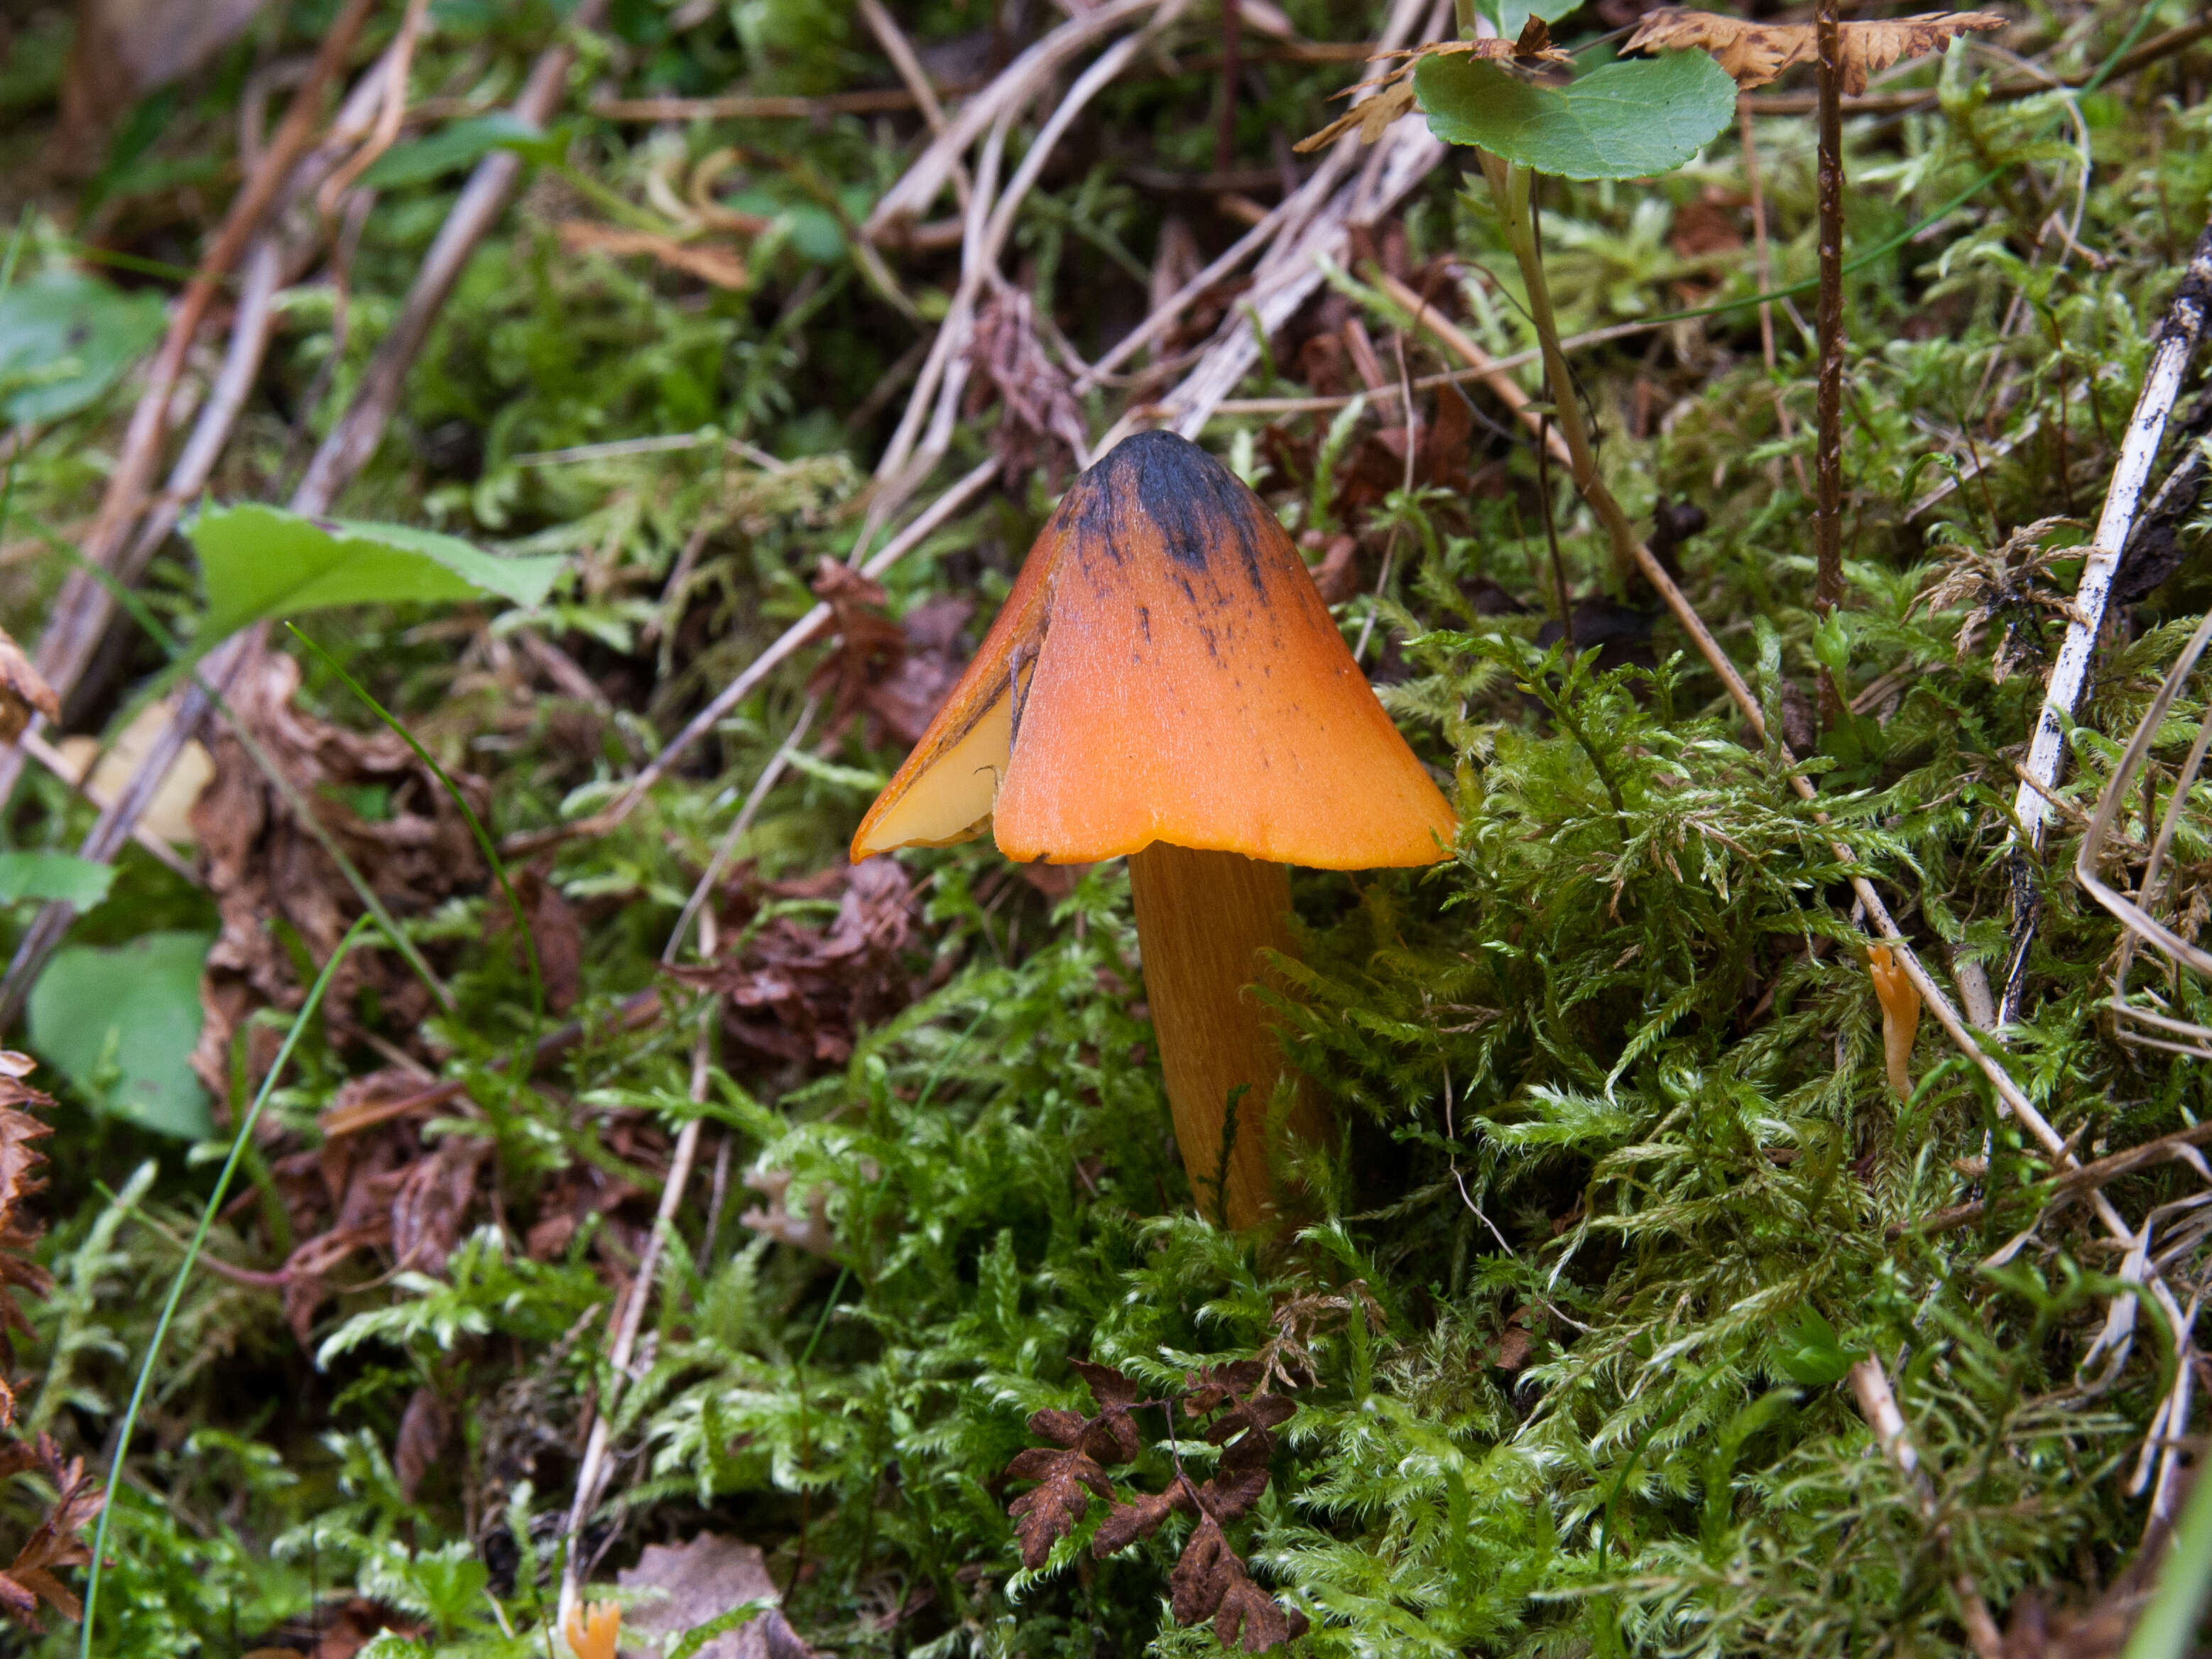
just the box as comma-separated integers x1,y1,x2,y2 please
1168,1516,1305,1652
1182,1361,1265,1415
1092,1480,1195,1555
1196,1420,1282,1520
390,1135,491,1273
671,859,917,1072
0,1439,102,1628
191,650,487,1099
0,629,58,745
393,1386,454,1501
1623,9,2006,94
555,221,751,289
1006,1445,1115,1567
964,283,1087,485
615,1530,819,1659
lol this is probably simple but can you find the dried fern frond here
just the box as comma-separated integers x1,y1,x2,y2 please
1624,8,2006,94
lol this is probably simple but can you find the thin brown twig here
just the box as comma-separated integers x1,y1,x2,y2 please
1813,0,1846,727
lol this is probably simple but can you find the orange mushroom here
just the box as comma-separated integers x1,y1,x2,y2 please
563,1600,621,1659
852,430,1457,1226
1866,945,1921,1102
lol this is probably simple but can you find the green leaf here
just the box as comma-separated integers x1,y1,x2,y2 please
0,852,116,907
0,271,166,424
1416,50,1737,181
28,930,212,1138
185,503,564,641
358,113,556,190
1772,1306,1862,1388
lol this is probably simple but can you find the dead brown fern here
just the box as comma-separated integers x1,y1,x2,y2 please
0,1053,100,1630
1003,1358,1304,1653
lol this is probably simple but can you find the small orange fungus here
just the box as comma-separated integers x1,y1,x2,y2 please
564,1599,621,1659
1866,945,1922,1102
854,431,1456,1226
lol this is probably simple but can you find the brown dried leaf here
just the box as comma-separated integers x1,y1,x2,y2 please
1006,1446,1115,1568
1624,8,2005,94
1195,1425,1276,1521
1182,1361,1265,1415
555,221,751,290
394,1386,454,1502
390,1135,491,1273
1168,1516,1304,1653
672,859,917,1073
1213,1570,1307,1653
1168,1513,1238,1627
616,1531,819,1659
0,630,58,746
509,869,582,1014
53,0,266,173
964,283,1087,486
192,650,486,1099
0,1439,102,1629
1093,1478,1198,1555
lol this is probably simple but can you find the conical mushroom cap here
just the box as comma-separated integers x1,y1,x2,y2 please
851,430,1457,869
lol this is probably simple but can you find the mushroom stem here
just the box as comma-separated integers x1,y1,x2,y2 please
1127,844,1326,1228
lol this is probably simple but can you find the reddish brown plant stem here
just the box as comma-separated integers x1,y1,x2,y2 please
1814,0,1846,726
1216,0,1242,173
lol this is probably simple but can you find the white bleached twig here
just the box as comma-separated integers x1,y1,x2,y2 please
1999,217,2212,1018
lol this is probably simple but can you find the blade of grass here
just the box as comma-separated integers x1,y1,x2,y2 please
2120,1460,2212,1659
77,913,375,1658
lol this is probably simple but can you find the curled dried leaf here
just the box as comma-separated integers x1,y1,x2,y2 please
0,631,57,746
1624,8,2006,94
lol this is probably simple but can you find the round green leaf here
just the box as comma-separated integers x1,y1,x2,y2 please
28,930,213,1139
1415,49,1738,181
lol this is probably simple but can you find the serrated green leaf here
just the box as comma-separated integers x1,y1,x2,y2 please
0,851,115,907
0,271,166,424
185,503,564,641
28,930,212,1138
1416,50,1737,180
